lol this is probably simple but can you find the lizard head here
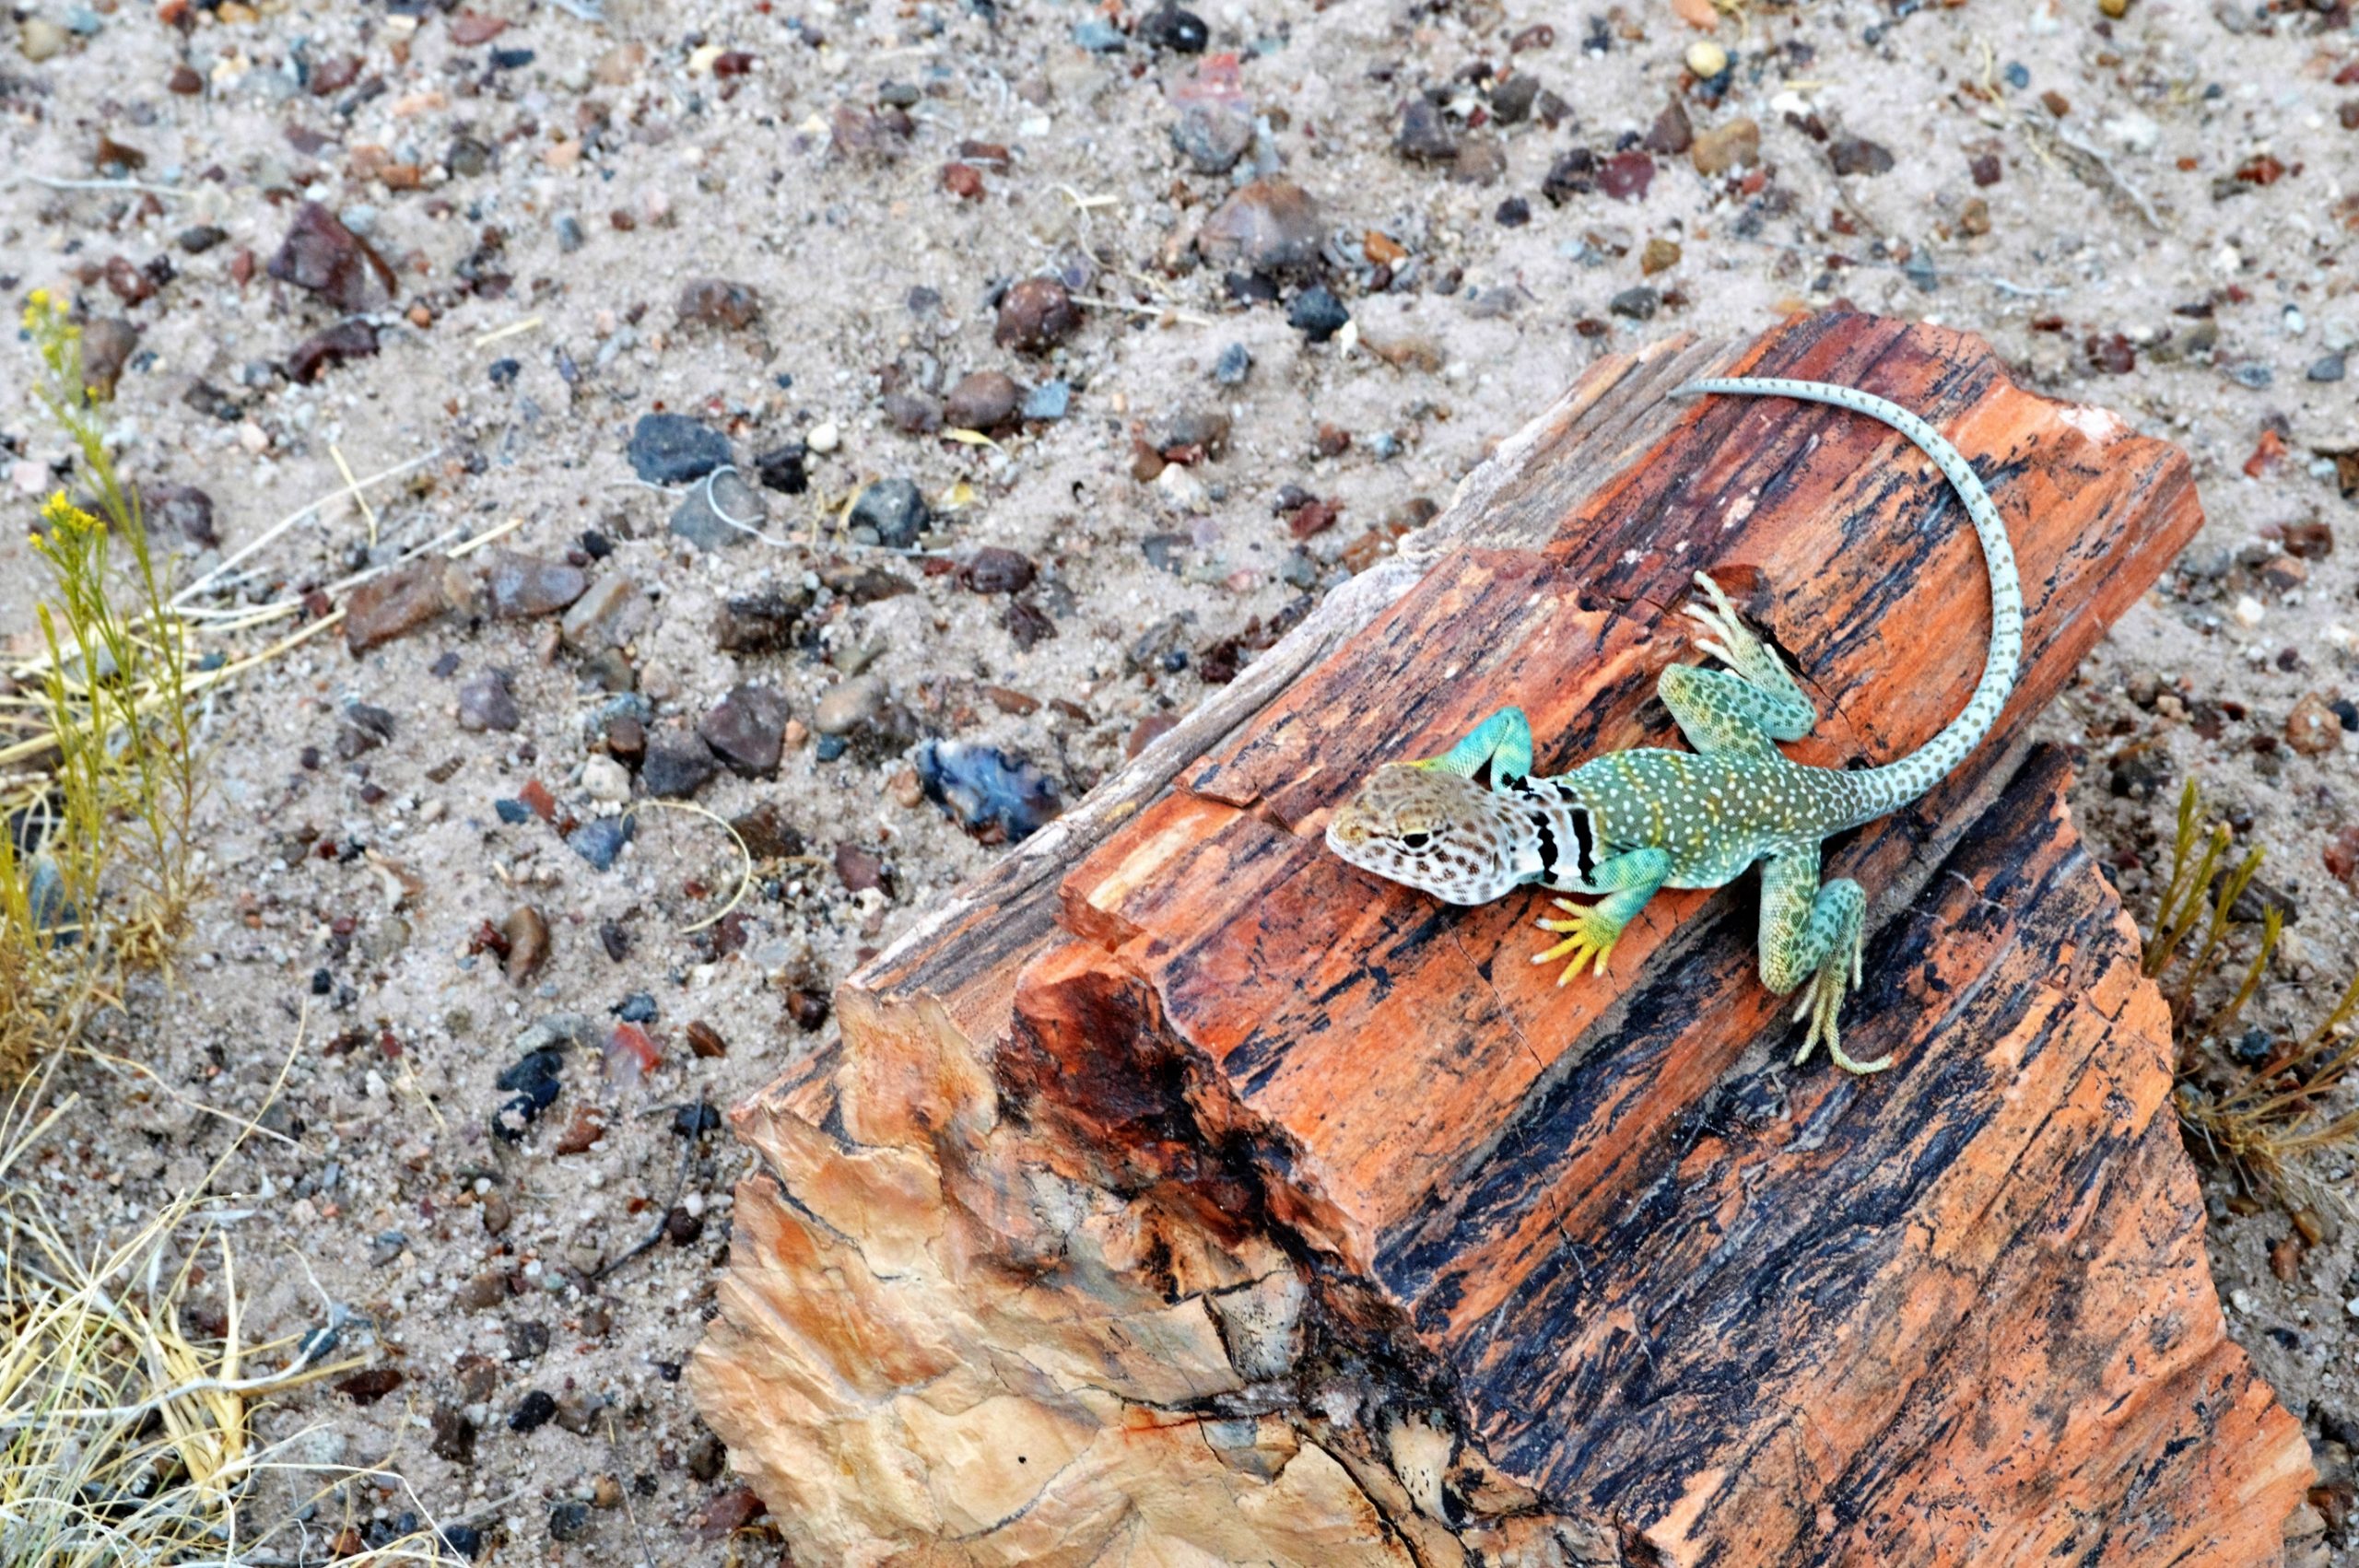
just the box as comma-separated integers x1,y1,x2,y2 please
1324,762,1538,905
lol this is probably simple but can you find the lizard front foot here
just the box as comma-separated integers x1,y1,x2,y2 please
1533,897,1623,984
1790,930,1889,1074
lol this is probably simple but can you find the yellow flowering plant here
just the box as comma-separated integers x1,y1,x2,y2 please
1,291,200,1080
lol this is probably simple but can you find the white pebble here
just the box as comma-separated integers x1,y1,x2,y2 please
2232,594,2265,628
1684,40,1727,77
806,420,840,453
581,755,630,802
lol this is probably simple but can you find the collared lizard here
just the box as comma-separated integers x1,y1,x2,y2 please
1323,377,2024,1073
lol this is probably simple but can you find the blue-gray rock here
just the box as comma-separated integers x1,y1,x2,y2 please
1609,287,1661,321
1212,342,1251,385
546,1501,591,1543
1073,17,1126,50
566,816,632,872
2227,363,2274,389
915,739,1064,843
850,478,931,548
640,733,719,799
669,469,769,550
1173,94,1252,174
624,414,731,485
2309,355,2347,383
457,671,520,733
1287,287,1349,343
1022,380,1071,421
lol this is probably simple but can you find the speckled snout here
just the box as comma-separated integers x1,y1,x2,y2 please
1324,763,1538,905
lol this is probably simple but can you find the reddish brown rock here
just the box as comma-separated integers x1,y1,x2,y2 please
288,319,380,383
992,277,1080,354
501,906,549,985
676,277,763,331
691,315,2309,1565
944,370,1023,431
1196,179,1324,272
344,560,452,654
267,201,393,313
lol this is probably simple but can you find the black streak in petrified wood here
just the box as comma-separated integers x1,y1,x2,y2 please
690,314,2313,1568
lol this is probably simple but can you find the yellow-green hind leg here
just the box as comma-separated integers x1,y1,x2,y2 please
1758,848,1884,1073
1533,848,1671,984
1681,572,1816,743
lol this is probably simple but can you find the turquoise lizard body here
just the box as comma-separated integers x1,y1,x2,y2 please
1323,377,2024,1073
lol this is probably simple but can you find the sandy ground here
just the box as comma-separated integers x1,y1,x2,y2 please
3,0,2357,1558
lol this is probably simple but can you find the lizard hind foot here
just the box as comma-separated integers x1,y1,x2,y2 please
1683,572,1780,676
1790,942,1889,1074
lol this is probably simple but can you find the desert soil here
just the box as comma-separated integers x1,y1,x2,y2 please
3,0,2356,1559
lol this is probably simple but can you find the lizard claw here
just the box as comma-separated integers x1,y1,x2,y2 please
1790,933,1887,1073
1533,896,1622,985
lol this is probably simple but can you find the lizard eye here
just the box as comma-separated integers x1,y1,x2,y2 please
1398,832,1431,850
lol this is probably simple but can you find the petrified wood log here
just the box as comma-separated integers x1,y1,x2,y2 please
690,313,2315,1565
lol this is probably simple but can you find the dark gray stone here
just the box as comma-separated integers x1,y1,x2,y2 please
640,732,720,799
624,414,731,485
698,684,792,777
849,478,931,548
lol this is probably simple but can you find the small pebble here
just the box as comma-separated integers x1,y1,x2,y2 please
1022,380,1072,421
815,675,887,736
457,671,521,732
568,816,632,871
640,733,720,799
581,755,630,802
1136,4,1208,51
1212,343,1252,385
1288,287,1350,343
18,17,68,59
993,277,1081,353
624,414,732,486
698,684,792,777
1198,180,1324,272
546,1501,592,1542
915,739,1064,843
1684,40,1727,77
676,276,762,332
670,469,769,551
945,370,1023,430
849,478,932,548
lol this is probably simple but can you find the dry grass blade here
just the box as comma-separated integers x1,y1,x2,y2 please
0,1024,464,1565
2152,778,2359,1207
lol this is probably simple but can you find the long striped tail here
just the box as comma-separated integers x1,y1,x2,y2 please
1672,375,2024,821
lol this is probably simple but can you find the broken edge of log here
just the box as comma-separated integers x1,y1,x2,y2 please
691,312,2314,1566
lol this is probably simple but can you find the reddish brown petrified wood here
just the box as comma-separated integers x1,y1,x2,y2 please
690,313,2313,1565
